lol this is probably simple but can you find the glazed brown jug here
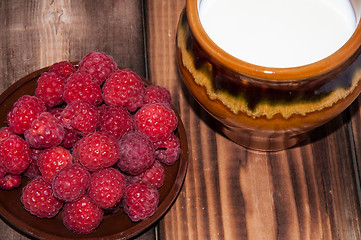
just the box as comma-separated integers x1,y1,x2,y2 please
176,0,361,150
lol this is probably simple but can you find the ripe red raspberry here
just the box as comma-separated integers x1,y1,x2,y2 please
24,112,65,149
98,105,133,140
49,108,82,148
117,131,155,175
136,161,165,189
0,127,16,142
52,164,90,202
38,146,73,183
134,103,178,142
143,85,172,106
62,195,104,234
0,173,22,190
73,132,119,171
23,148,42,179
7,95,46,135
48,61,76,80
154,133,181,165
102,69,145,112
35,72,65,108
0,135,31,174
60,100,99,136
63,71,103,106
48,107,63,120
87,168,126,209
122,181,159,222
78,52,117,85
61,129,82,149
21,177,63,218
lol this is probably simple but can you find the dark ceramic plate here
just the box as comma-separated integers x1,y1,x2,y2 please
0,66,188,240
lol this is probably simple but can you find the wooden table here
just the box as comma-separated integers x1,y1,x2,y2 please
1,0,361,239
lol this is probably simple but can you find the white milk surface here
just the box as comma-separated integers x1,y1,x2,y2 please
198,0,356,68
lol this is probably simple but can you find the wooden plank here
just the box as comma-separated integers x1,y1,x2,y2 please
0,1,42,90
144,0,361,239
0,0,146,91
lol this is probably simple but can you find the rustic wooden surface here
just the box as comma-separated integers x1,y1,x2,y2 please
0,0,361,239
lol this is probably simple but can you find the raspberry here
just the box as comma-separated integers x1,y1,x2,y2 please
7,95,46,135
0,127,15,142
98,105,133,140
117,131,155,175
63,72,103,106
136,161,165,189
73,132,119,171
154,133,181,165
49,108,82,148
143,85,172,106
61,129,82,149
60,100,99,136
102,69,145,112
23,148,42,179
87,168,126,209
0,173,22,190
0,135,31,174
122,181,159,222
24,112,65,149
49,107,63,120
134,103,178,142
21,177,63,218
52,164,90,202
78,52,117,85
48,61,76,80
62,195,104,234
38,146,73,183
35,72,65,108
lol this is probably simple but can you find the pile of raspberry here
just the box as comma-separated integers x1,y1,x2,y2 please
0,52,181,235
